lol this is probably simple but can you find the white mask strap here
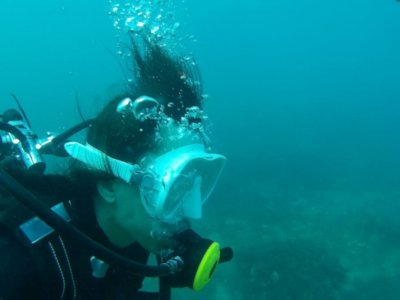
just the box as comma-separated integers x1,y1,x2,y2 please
64,142,142,184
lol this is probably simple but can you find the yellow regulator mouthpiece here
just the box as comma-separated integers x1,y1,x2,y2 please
193,242,221,291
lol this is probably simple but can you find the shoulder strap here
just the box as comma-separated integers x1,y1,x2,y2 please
0,201,77,299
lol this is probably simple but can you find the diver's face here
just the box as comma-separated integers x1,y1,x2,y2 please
102,179,175,253
96,122,205,252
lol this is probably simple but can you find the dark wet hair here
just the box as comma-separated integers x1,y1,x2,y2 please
1,38,205,225
87,38,203,163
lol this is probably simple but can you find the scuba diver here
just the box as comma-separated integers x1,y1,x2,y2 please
0,38,233,299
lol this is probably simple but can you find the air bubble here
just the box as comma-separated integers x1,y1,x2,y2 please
151,26,160,34
108,0,184,49
186,106,201,119
112,5,119,14
132,96,159,122
180,117,189,127
190,123,202,130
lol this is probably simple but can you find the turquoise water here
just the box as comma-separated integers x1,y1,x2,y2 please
1,1,400,299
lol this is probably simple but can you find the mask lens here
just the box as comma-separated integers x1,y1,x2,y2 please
162,172,196,219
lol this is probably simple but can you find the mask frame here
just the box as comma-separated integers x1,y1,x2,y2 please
64,142,226,223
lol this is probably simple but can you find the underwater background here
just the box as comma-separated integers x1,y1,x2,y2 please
1,0,400,299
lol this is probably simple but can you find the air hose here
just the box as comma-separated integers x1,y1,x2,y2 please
0,122,27,143
38,119,95,156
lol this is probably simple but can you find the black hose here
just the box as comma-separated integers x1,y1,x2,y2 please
0,167,171,277
51,119,94,146
11,94,32,129
39,119,94,156
0,122,27,143
220,247,234,263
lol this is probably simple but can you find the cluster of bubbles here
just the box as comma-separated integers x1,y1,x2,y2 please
107,0,202,92
116,96,211,149
156,104,211,149
108,0,183,49
108,2,212,148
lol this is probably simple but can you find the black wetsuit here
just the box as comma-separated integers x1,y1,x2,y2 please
0,190,159,300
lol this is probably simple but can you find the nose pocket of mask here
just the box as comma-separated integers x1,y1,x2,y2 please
181,176,203,219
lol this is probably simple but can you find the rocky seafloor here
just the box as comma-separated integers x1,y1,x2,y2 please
172,175,400,300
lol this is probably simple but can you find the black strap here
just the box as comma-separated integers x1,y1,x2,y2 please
0,224,54,299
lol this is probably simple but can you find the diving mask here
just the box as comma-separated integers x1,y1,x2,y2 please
64,142,226,223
